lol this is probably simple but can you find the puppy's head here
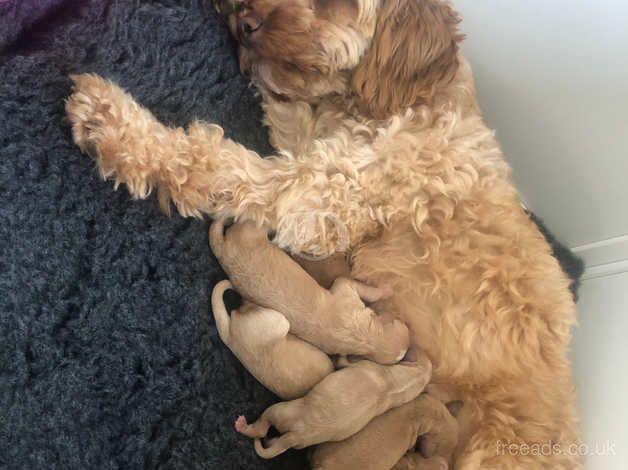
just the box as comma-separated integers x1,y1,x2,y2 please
387,346,433,397
217,0,462,118
369,318,411,364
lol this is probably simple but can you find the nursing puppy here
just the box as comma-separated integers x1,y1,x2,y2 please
235,351,432,459
211,280,333,399
310,393,460,470
209,219,409,364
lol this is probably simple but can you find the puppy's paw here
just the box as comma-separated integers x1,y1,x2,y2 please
234,415,249,433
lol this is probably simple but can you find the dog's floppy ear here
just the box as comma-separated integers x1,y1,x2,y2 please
351,0,463,118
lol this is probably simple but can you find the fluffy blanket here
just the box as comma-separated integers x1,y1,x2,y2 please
0,1,583,469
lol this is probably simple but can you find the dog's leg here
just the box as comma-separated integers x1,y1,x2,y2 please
66,74,378,256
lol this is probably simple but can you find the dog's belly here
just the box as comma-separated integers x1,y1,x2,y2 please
350,217,582,468
350,195,576,380
350,227,462,381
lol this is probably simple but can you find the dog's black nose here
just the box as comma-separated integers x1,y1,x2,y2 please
237,13,263,43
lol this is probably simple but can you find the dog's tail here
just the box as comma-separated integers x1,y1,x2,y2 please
211,280,233,344
254,434,295,459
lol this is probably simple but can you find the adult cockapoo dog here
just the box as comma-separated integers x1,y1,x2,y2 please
65,0,582,468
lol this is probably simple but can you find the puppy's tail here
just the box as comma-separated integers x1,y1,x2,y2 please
211,280,233,344
209,218,226,257
254,434,294,459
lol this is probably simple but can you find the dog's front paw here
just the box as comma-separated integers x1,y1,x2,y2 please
65,73,118,157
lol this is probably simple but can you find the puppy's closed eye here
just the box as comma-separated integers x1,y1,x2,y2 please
446,400,464,418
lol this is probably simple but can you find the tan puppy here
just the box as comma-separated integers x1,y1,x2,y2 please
310,393,460,470
235,351,432,459
211,280,334,400
209,219,409,364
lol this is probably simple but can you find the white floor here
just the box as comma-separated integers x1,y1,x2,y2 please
571,272,628,469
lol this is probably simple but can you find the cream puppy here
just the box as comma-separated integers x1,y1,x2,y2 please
211,280,333,400
209,219,409,364
235,351,432,459
310,393,461,470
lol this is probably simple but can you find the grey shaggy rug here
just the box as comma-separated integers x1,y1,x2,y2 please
0,1,583,469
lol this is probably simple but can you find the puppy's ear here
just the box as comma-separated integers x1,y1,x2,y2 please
249,307,291,342
446,400,464,418
351,0,463,118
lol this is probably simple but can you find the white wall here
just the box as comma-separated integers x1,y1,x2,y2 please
571,273,628,469
454,0,628,248
453,1,628,469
